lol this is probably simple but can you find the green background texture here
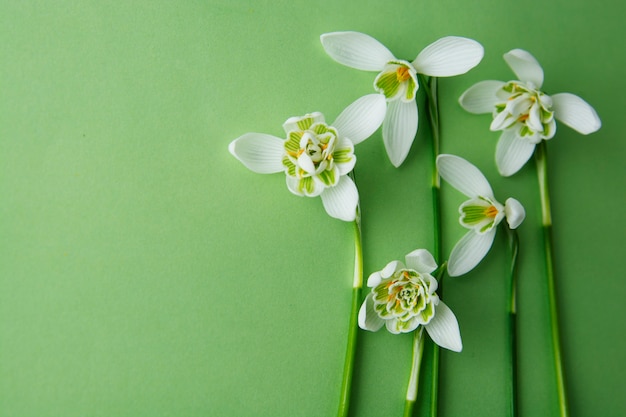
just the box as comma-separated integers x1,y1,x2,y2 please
1,0,624,416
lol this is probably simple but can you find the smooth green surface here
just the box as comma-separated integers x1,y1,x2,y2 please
1,1,624,416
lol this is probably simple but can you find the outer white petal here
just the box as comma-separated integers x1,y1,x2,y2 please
381,260,402,279
228,133,285,174
358,293,385,332
503,49,544,88
282,112,325,134
383,99,418,167
332,94,386,145
366,271,383,288
447,229,496,277
495,130,536,177
320,31,395,71
425,301,462,352
436,154,494,199
504,198,525,229
551,93,601,135
459,80,505,114
412,36,484,77
405,249,438,274
319,175,358,221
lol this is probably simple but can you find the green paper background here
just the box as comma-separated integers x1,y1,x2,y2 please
1,0,624,416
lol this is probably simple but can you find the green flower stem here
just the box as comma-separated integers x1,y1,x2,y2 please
504,224,519,417
535,141,569,417
419,74,442,417
336,211,363,417
403,328,425,417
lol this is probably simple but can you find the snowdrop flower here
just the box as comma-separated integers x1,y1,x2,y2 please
229,94,385,222
459,49,601,176
359,249,462,352
321,31,483,167
437,154,525,276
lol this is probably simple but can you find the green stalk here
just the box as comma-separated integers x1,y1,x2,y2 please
535,141,569,417
336,209,363,417
419,74,442,417
403,328,425,417
504,224,519,417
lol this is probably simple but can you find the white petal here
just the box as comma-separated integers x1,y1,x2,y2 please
332,94,386,145
358,293,385,332
366,271,382,288
297,153,315,174
228,133,285,174
495,130,536,177
425,301,462,352
282,112,325,134
320,31,395,71
319,175,358,221
412,36,484,77
383,99,418,167
458,80,505,114
551,93,601,135
527,102,543,132
447,230,496,277
436,154,494,199
405,249,437,274
381,260,402,278
504,198,525,229
503,49,544,88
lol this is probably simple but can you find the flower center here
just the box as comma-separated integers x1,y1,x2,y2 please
492,81,555,140
484,205,499,218
281,114,355,197
396,66,411,82
374,60,418,102
460,197,504,234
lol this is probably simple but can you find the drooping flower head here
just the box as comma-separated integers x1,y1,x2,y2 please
437,154,525,276
321,31,484,167
359,249,462,352
229,94,386,221
459,49,601,176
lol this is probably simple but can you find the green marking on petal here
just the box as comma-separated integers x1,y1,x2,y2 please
285,131,302,153
296,116,315,131
375,70,400,99
282,156,296,176
405,76,416,101
461,205,490,225
420,302,434,323
333,148,353,164
479,221,495,233
318,168,336,187
298,176,314,194
520,125,531,137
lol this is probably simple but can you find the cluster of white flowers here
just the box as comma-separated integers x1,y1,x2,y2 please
229,32,600,350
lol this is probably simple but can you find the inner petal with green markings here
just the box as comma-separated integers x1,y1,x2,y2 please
459,196,505,234
371,268,439,334
374,60,419,102
281,114,355,197
492,81,555,142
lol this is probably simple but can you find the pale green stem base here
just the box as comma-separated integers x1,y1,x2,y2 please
504,225,519,417
336,215,363,417
403,328,425,417
535,141,569,417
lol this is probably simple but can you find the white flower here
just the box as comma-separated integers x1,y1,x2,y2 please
459,49,601,176
359,249,462,352
437,154,526,277
229,94,386,221
321,31,484,167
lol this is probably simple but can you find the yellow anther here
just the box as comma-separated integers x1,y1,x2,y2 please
396,66,411,82
484,205,499,218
